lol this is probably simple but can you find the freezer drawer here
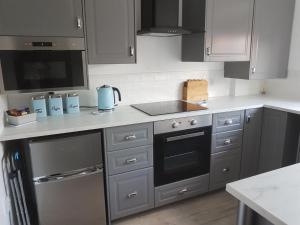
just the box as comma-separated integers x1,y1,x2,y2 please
27,132,102,178
34,167,107,225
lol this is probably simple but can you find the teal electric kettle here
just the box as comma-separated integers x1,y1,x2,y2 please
96,85,122,111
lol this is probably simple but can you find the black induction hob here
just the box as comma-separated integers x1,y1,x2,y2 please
131,100,208,116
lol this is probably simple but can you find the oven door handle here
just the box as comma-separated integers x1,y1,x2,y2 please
165,131,205,143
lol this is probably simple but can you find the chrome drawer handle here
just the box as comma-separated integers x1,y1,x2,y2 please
178,188,188,195
224,139,232,145
222,168,230,173
76,17,83,29
127,191,138,199
125,134,137,141
125,158,137,164
224,119,233,125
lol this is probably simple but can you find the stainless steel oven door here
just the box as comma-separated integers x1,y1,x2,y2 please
154,126,212,186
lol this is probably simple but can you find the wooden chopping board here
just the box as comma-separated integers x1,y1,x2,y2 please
183,80,208,101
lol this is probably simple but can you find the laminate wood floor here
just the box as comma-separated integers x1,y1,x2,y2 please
113,190,238,225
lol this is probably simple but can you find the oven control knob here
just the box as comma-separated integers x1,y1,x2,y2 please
190,119,198,126
172,121,180,128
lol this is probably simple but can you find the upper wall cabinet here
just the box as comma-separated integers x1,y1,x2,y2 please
0,0,84,37
85,0,136,64
182,0,254,62
225,0,295,79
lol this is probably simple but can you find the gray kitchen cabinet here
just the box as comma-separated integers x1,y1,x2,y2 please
258,109,300,173
105,123,153,152
0,0,84,37
225,0,295,79
213,110,245,133
182,0,254,62
240,108,263,179
155,175,209,207
85,0,136,64
107,145,153,175
209,149,242,191
109,168,154,220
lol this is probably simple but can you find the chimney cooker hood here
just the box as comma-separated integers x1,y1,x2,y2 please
138,0,191,36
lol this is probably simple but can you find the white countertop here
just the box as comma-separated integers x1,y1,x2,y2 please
226,163,300,225
1,95,300,141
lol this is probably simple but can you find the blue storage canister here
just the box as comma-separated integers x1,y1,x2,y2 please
32,95,47,118
65,93,80,114
48,94,63,116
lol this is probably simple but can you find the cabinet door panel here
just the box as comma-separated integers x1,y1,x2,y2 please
250,0,295,79
0,0,83,37
240,108,263,179
259,109,287,173
85,0,136,64
205,0,254,61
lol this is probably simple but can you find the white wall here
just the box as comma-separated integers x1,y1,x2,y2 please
264,0,300,98
7,35,263,108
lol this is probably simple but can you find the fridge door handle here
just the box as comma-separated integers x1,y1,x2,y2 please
33,165,103,184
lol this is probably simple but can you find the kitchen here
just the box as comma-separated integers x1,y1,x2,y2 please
0,0,300,225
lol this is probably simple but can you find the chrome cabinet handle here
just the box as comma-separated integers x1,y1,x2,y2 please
125,158,137,164
246,115,251,123
127,191,138,199
206,47,211,56
178,188,188,195
77,17,83,29
251,66,256,74
222,168,230,173
224,139,232,145
125,134,136,141
224,119,233,125
129,46,135,57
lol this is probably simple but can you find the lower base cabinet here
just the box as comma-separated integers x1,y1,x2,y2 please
209,150,241,191
109,168,154,220
155,175,209,207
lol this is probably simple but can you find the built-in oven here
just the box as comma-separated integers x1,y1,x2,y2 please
154,115,212,187
0,36,88,93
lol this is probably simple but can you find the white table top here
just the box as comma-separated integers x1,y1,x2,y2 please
227,163,300,225
2,94,300,141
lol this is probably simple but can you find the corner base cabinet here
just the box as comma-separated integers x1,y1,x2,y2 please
85,0,136,64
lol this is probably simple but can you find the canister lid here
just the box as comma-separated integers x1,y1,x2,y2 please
32,95,45,100
66,92,78,97
48,94,62,99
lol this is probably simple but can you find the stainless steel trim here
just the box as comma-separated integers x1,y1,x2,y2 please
33,165,103,184
0,36,85,50
154,115,212,134
166,131,205,142
1,51,89,93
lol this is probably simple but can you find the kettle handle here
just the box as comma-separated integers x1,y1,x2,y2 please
113,87,122,106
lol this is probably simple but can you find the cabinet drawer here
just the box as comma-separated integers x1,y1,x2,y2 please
209,150,241,191
155,175,209,207
109,168,154,220
212,130,243,154
213,111,244,133
107,145,153,175
105,123,153,151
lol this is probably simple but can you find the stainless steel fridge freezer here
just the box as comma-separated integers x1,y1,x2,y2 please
25,131,107,225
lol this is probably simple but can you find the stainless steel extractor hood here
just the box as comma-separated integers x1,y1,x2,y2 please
138,0,191,36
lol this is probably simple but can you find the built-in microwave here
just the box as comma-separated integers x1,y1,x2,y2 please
0,36,88,93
